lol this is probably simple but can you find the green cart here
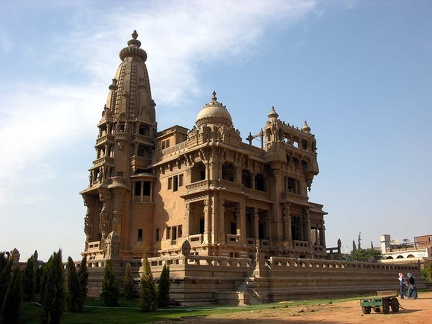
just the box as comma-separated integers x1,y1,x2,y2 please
359,290,400,314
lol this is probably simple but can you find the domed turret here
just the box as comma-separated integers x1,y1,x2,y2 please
302,120,311,133
268,106,279,120
196,91,232,128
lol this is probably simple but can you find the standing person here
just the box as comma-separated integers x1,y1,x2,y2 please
398,273,407,299
407,273,418,299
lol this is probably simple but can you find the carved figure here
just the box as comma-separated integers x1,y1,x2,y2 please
181,239,191,256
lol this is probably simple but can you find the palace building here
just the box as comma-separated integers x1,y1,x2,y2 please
79,31,426,305
80,30,327,263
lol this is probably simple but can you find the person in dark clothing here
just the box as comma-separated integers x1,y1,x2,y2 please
407,273,418,299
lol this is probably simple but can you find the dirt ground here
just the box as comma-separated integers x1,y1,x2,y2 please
161,291,432,323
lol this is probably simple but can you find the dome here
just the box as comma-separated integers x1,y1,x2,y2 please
196,91,232,128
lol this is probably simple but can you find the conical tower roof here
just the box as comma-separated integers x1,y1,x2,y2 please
104,30,156,125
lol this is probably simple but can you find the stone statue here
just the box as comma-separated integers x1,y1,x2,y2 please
181,239,191,256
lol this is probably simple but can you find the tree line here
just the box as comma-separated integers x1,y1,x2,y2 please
0,250,170,324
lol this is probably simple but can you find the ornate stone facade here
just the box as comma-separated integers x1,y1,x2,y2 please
80,30,327,263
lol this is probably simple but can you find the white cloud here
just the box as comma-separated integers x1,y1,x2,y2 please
0,0,319,206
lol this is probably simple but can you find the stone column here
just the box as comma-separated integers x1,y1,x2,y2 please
321,220,326,247
184,202,190,238
283,203,293,249
204,198,210,244
304,208,311,245
253,208,259,242
251,173,256,190
217,197,225,243
235,202,246,243
111,188,126,238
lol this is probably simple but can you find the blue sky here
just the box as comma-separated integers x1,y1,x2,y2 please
1,0,431,261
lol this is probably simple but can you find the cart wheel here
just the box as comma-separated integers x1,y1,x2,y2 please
361,306,371,314
391,298,399,312
380,299,390,314
373,306,380,313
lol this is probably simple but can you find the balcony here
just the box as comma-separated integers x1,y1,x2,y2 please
93,156,114,167
281,191,309,203
95,134,114,147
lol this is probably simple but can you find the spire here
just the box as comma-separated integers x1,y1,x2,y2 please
119,30,147,62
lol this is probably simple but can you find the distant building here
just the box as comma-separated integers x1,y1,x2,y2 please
80,30,327,262
380,234,432,266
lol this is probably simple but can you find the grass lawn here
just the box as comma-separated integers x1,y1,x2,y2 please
19,295,361,323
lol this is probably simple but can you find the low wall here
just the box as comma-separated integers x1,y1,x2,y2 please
84,255,426,305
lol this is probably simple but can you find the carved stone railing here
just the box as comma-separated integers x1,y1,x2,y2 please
226,234,241,245
147,254,253,269
95,134,114,146
243,187,270,199
189,234,203,245
219,179,244,192
265,256,420,271
185,180,209,192
161,141,188,156
239,142,264,159
93,156,114,167
281,191,309,202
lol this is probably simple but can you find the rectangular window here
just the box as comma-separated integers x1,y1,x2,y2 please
166,227,171,240
161,139,170,149
178,225,182,238
173,175,178,192
168,177,172,190
155,228,160,241
138,229,143,241
134,181,141,196
179,174,183,187
143,181,151,196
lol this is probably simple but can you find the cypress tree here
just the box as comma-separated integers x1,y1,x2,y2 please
39,257,51,304
77,256,88,303
41,249,65,324
101,260,119,307
139,256,157,312
0,259,13,307
157,264,170,307
67,257,83,312
34,264,44,294
123,262,135,301
0,253,7,274
0,266,22,324
22,255,35,302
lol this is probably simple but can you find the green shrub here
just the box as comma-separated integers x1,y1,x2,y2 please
101,260,119,307
67,257,84,312
0,266,22,324
158,264,170,307
40,249,65,324
22,256,34,302
78,256,88,302
0,259,13,307
139,256,157,312
123,263,135,301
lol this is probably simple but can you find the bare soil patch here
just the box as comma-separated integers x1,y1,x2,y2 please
160,291,432,323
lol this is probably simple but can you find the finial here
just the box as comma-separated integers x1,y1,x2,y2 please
212,91,217,102
302,120,311,133
132,30,138,40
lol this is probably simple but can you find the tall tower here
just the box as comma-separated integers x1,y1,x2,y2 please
80,31,156,259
